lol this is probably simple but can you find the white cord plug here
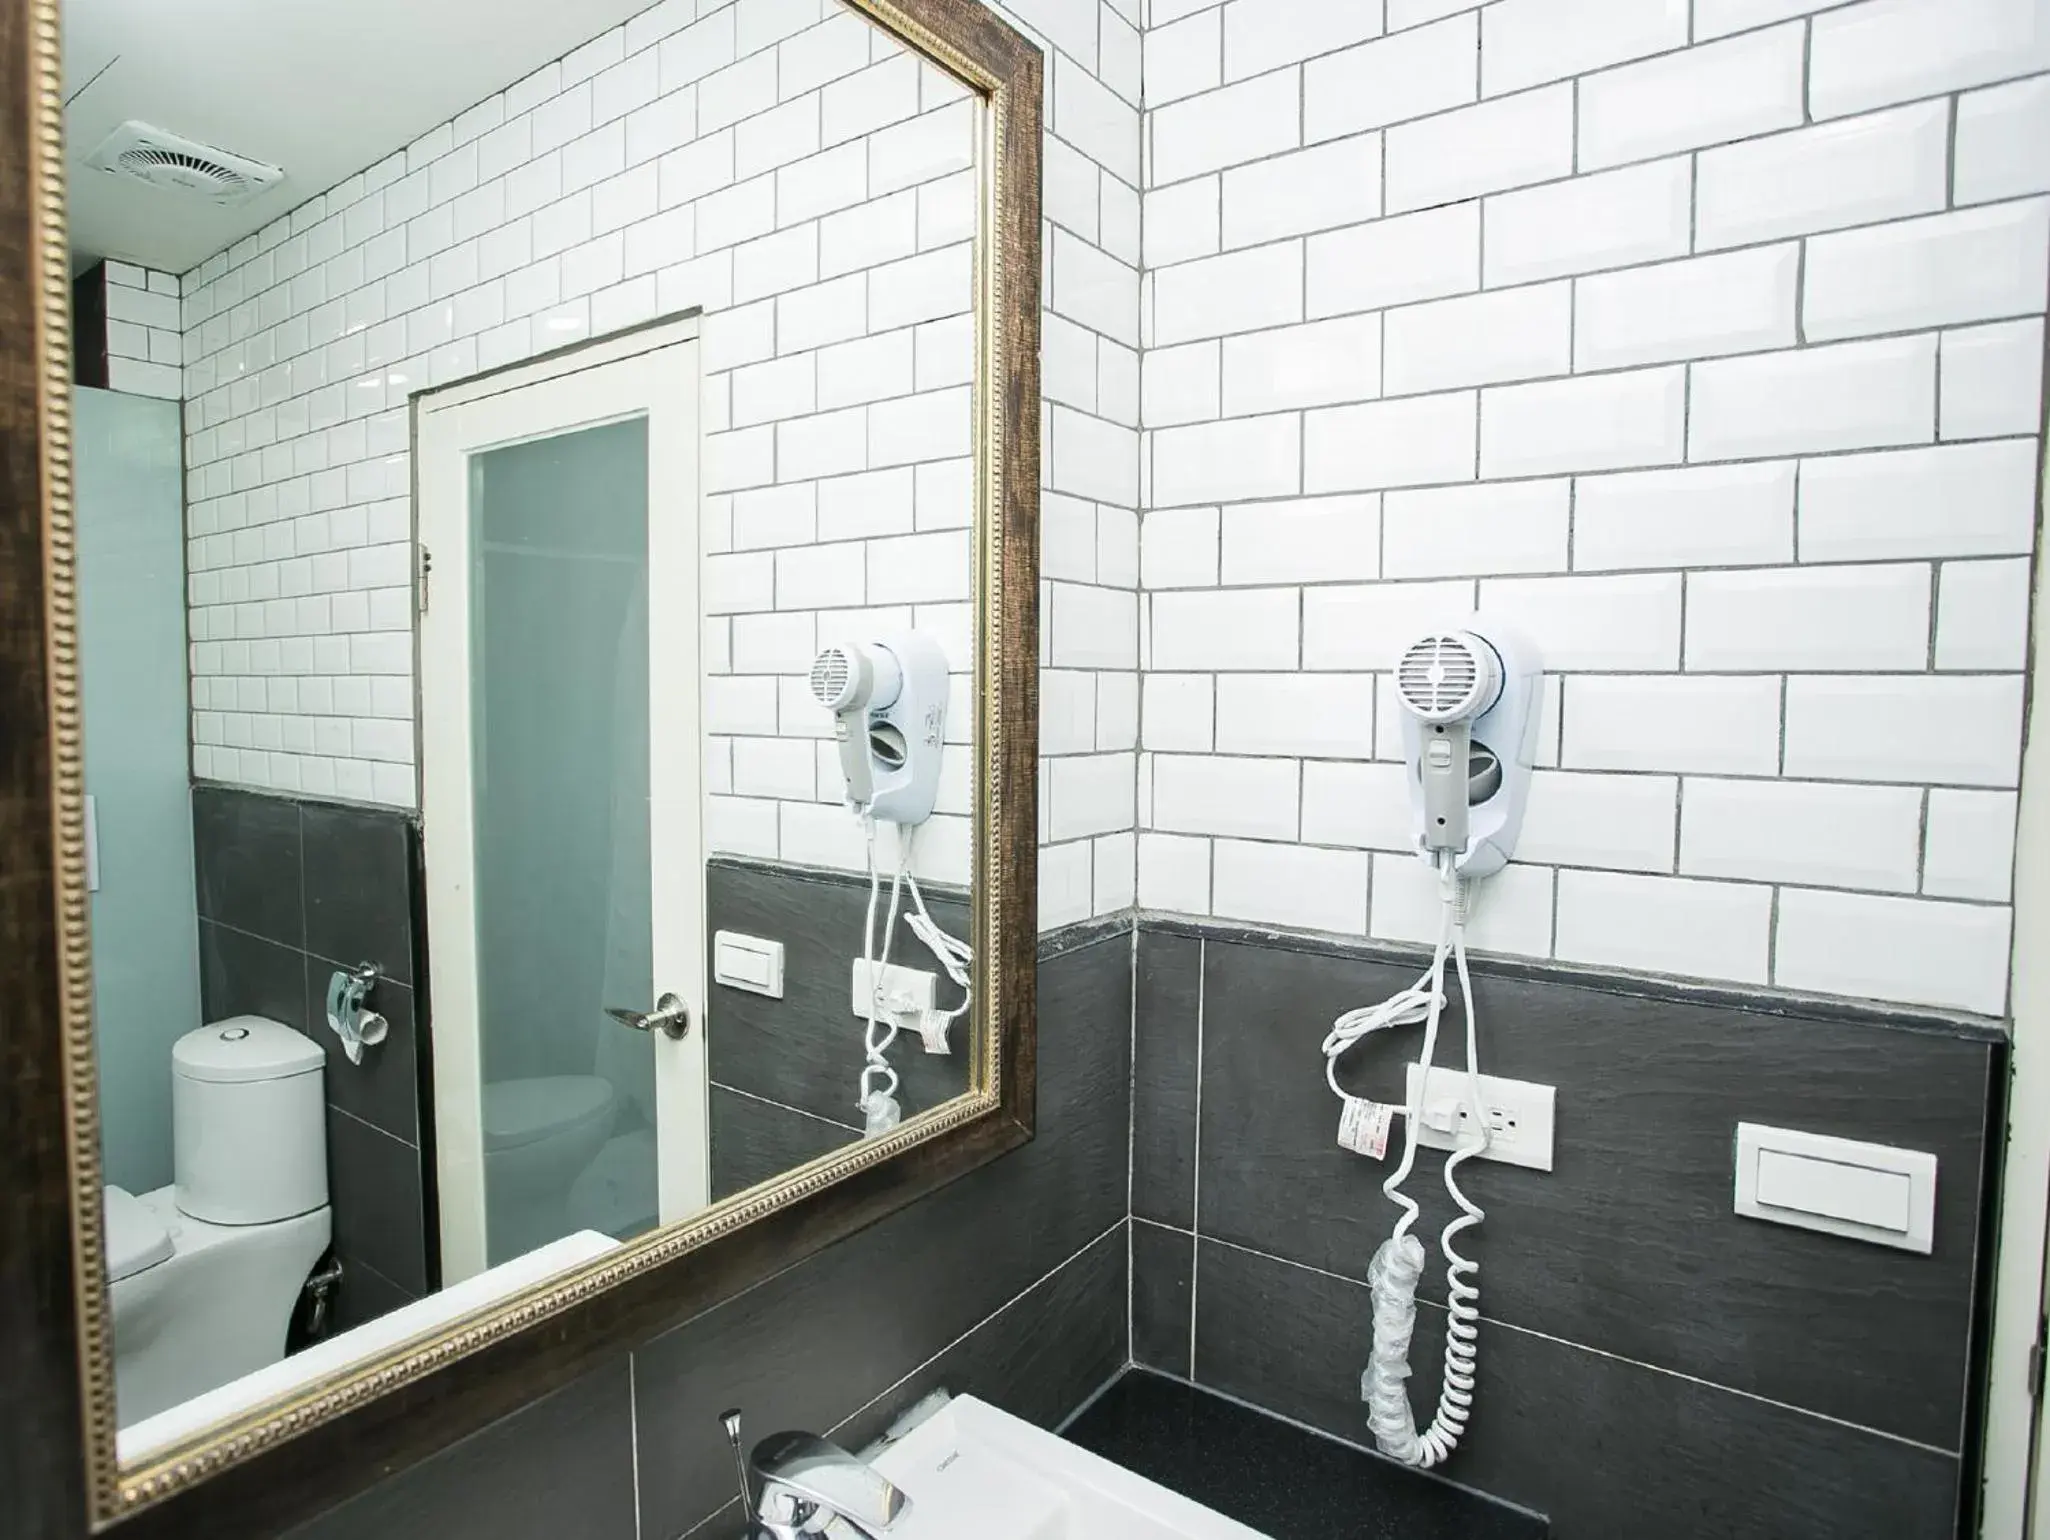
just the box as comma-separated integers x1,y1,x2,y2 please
1422,1098,1464,1135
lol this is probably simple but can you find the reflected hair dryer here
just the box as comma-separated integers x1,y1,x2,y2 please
808,633,949,826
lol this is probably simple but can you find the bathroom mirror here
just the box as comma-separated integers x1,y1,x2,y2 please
0,0,1039,1530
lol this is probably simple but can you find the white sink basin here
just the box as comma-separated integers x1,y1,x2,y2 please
868,1394,1268,1539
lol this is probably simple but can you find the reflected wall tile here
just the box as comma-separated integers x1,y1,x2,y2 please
302,800,416,985
633,930,1133,1535
192,784,305,947
328,1254,421,1337
199,919,314,1035
326,1098,429,1295
709,1084,856,1199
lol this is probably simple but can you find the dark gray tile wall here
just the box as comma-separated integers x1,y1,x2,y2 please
1128,1220,1192,1379
191,784,431,1333
288,1358,640,1540
1193,1239,1961,1540
706,1085,853,1197
1129,922,2003,1540
284,927,1134,1540
703,859,973,1201
233,899,2007,1540
1131,929,1200,1233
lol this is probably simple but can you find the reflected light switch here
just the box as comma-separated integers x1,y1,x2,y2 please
714,932,785,998
1734,1123,1936,1254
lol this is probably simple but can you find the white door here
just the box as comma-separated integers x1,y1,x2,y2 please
417,323,705,1284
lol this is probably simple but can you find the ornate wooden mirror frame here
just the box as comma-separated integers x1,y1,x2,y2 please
0,0,1041,1531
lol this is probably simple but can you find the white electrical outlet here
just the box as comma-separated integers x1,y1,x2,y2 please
851,959,937,1022
1403,1065,1556,1173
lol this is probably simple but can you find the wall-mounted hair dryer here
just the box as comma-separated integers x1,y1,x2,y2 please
811,632,963,1139
1317,618,1543,1470
1394,624,1542,881
808,633,949,826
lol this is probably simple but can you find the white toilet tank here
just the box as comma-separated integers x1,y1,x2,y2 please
172,1017,328,1226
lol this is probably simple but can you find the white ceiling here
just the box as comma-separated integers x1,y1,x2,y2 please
64,0,652,277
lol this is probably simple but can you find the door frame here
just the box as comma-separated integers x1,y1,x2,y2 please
1982,419,2049,1537
413,314,707,1283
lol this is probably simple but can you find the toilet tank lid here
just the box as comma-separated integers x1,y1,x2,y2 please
104,1186,173,1281
175,1017,324,1084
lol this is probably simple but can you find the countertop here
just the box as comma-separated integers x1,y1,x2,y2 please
1062,1370,1548,1539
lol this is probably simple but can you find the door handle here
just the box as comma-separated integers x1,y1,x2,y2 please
605,992,691,1040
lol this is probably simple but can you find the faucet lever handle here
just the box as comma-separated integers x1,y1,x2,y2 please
721,1408,755,1528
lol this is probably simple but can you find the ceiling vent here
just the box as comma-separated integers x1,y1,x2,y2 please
85,121,283,206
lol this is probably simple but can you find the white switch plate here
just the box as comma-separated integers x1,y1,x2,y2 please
1733,1123,1936,1254
852,959,936,1021
1404,1065,1556,1172
713,931,785,998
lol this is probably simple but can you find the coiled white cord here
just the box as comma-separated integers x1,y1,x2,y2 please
1343,854,1489,1468
1421,919,1486,1465
1321,954,1448,1102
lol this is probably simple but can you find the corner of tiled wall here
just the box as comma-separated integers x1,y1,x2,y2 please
1130,0,2048,1015
988,0,1144,929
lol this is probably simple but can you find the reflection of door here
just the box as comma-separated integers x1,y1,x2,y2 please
75,388,202,1195
417,321,705,1284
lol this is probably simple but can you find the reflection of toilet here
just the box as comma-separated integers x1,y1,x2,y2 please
567,1128,660,1241
482,1076,617,1260
108,1017,331,1427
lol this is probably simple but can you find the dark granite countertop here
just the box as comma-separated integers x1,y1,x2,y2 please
1063,1371,1548,1539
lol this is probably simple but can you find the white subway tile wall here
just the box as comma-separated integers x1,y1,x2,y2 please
165,0,2044,1005
101,262,186,399
1138,0,2047,1014
176,0,1144,925
1029,0,1145,929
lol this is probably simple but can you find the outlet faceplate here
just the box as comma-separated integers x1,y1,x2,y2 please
1403,1065,1556,1173
851,959,936,1021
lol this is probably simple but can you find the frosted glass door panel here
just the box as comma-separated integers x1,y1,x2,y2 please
469,418,656,1266
75,386,201,1196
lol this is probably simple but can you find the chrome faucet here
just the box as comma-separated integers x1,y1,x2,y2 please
721,1409,911,1539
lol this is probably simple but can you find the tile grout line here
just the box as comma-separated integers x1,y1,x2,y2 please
1193,1231,1963,1460
713,1079,866,1133
1126,921,1140,1365
826,1218,1128,1442
1187,935,1206,1375
1143,59,2036,203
